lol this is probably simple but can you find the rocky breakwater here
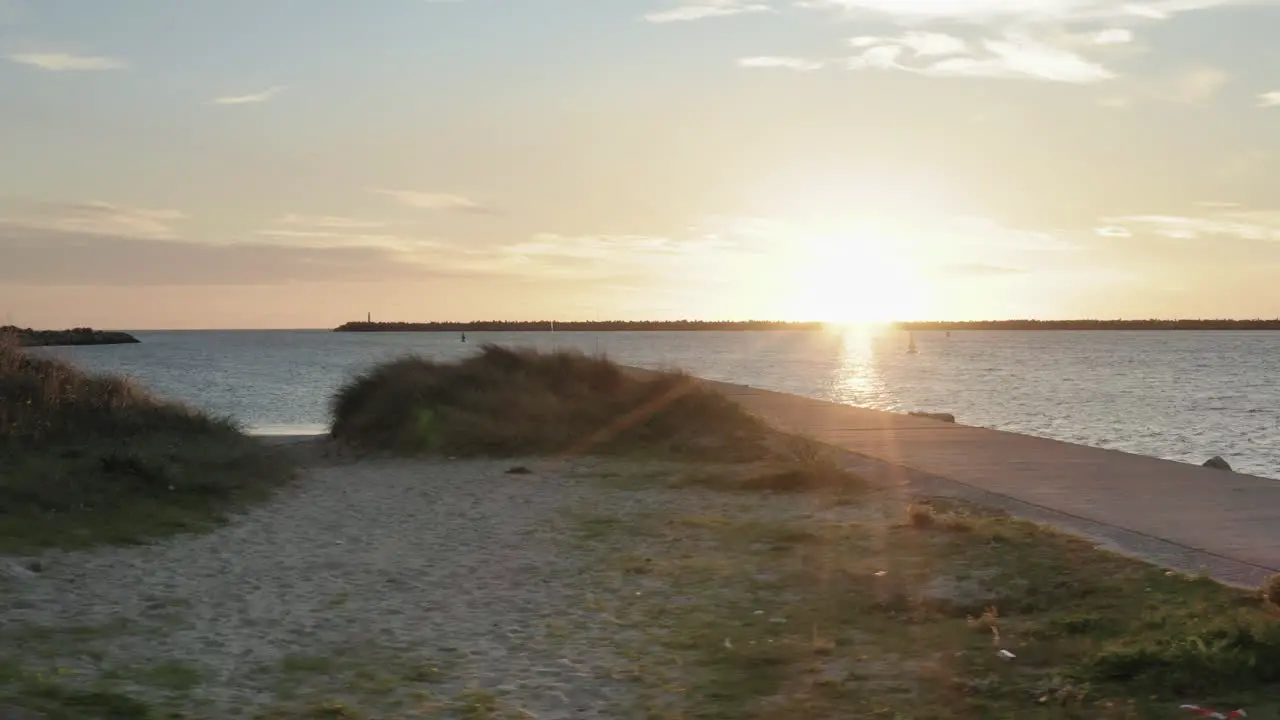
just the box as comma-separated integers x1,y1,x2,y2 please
4,326,140,347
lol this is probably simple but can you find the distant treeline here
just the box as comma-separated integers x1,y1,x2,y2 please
336,319,1280,333
335,320,825,332
897,319,1280,331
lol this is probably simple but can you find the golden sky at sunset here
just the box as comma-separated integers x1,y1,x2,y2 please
3,0,1280,327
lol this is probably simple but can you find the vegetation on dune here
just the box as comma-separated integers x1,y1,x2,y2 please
330,344,770,458
0,333,291,552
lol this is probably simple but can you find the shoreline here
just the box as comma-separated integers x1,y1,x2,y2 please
693,375,1280,586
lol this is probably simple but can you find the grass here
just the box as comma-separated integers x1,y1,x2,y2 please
0,332,293,552
329,344,770,458
576,476,1280,718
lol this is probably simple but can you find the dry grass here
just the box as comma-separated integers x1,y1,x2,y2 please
578,481,1280,718
329,345,770,459
0,333,292,552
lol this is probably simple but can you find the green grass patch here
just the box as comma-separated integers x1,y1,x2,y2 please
0,676,174,720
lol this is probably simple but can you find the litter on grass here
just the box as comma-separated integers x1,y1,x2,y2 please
1180,705,1247,718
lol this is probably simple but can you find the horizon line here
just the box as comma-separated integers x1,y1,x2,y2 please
36,317,1280,331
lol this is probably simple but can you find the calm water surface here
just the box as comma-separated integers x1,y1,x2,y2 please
41,329,1280,478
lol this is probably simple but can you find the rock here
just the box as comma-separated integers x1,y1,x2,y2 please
909,412,956,423
505,466,533,475
1203,456,1232,471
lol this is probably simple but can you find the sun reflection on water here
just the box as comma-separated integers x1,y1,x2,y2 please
827,322,892,408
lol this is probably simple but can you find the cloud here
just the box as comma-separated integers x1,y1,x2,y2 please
1100,208,1280,242
6,51,126,71
928,36,1115,82
1092,27,1133,44
851,31,968,56
644,0,771,22
797,0,1259,26
845,33,1114,83
3,200,186,239
0,224,465,286
210,86,287,105
255,230,442,251
1258,90,1280,107
943,216,1080,252
738,56,826,70
484,232,737,280
372,189,492,214
1094,225,1133,237
272,214,387,229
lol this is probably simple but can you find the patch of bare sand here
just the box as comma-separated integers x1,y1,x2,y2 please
2,442,918,718
2,450,654,718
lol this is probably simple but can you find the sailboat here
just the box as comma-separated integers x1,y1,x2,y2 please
906,332,918,354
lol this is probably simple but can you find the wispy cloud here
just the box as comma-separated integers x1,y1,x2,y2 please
1258,90,1280,107
6,51,126,71
738,56,825,70
1100,207,1280,242
1092,27,1133,44
488,232,735,280
845,33,1114,83
851,31,968,56
1,200,186,239
797,0,1251,26
273,214,386,229
0,224,458,286
372,189,491,214
255,229,440,251
644,0,771,23
209,86,287,105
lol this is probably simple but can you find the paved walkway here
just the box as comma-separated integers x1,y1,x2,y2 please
700,378,1280,589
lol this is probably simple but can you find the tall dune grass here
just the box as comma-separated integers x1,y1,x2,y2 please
0,333,291,551
330,344,770,458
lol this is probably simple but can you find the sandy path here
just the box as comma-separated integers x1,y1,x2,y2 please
2,449,655,718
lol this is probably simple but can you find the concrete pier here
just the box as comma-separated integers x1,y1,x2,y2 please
702,378,1280,589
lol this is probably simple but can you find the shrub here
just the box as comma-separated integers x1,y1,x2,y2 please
330,344,769,458
1083,611,1280,695
1262,573,1280,606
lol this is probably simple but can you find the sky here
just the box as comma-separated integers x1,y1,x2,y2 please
2,0,1280,328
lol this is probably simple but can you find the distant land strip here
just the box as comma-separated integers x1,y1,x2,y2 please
334,319,1280,332
3,326,141,347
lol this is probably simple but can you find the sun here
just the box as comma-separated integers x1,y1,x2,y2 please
776,231,931,324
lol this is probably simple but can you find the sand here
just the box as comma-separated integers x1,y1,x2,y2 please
3,449,644,717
